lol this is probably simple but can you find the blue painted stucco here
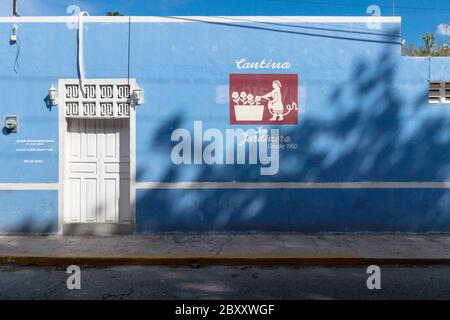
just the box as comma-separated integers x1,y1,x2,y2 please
0,17,449,233
136,188,450,232
0,190,57,233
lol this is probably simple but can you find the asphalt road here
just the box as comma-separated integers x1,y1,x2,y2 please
0,265,449,300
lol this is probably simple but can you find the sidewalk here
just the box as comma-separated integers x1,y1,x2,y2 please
2,234,450,266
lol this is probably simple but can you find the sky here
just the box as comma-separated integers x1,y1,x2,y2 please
0,0,449,46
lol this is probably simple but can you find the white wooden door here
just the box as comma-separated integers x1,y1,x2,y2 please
64,118,131,224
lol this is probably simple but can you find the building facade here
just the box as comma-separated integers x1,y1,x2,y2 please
0,16,449,234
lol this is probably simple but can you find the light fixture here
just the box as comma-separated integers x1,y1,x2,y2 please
133,85,142,105
49,84,58,106
10,24,17,43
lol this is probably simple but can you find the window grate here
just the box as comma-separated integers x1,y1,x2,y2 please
429,81,450,104
60,79,136,119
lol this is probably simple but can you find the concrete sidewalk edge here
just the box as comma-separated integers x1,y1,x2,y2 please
2,253,450,266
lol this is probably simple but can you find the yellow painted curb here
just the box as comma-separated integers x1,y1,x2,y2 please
1,253,449,266
0,253,363,266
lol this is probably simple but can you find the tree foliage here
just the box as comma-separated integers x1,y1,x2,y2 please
402,33,450,57
106,11,124,16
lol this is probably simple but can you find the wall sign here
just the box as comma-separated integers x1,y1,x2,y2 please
230,74,298,125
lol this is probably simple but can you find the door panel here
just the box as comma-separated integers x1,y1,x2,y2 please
65,118,130,224
104,178,117,222
67,178,81,222
85,178,97,222
119,178,131,222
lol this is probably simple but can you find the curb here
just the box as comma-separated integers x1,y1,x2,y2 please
2,253,450,267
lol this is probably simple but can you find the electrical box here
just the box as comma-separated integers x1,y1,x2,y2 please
4,115,18,133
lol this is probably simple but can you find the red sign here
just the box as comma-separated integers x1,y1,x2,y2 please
230,74,298,125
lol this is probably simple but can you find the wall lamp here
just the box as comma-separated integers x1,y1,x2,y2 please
49,84,58,106
133,85,142,105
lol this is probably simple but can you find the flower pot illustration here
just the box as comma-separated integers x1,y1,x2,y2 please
232,92,265,121
234,104,265,121
230,75,298,125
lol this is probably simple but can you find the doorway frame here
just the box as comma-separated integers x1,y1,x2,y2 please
58,78,137,235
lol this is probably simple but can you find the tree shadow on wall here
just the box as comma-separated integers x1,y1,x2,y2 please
5,217,56,234
139,48,450,232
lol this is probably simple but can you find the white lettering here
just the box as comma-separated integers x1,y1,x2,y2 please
366,265,381,290
175,304,210,318
171,121,280,176
66,265,81,290
236,58,291,70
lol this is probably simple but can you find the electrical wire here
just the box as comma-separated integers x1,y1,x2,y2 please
11,23,20,73
13,37,20,73
166,16,401,45
218,16,401,38
270,0,450,12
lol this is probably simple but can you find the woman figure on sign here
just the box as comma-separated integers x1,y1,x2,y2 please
261,80,284,121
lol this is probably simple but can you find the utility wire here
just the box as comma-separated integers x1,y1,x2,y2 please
13,38,20,73
220,16,401,37
13,0,18,16
270,0,450,12
167,16,401,45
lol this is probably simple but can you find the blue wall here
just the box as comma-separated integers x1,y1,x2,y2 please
0,17,449,233
0,191,57,233
137,188,450,232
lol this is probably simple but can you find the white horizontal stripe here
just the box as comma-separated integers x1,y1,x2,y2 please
0,16,401,24
136,182,450,189
0,182,447,190
0,183,59,190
